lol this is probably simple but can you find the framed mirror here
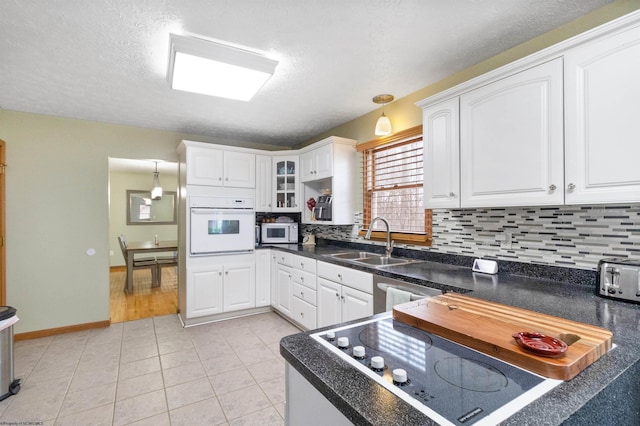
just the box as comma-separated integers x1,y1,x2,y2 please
126,190,177,225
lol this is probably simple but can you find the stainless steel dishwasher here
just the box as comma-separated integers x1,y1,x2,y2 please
373,275,442,314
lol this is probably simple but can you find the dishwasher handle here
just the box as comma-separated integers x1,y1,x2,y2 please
376,282,441,301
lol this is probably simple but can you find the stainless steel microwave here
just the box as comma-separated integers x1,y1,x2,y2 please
261,222,299,243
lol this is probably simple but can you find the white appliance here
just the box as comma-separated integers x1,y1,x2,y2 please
261,222,298,243
189,196,255,255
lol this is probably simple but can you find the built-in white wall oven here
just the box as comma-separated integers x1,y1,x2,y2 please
190,196,255,255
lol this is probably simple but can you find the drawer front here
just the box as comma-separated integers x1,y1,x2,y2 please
293,254,317,274
292,268,317,290
293,282,317,306
276,251,293,267
317,261,373,294
292,296,317,330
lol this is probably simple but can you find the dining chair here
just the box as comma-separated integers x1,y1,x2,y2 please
156,251,178,286
117,235,158,291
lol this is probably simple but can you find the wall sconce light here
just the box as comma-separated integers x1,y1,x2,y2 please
373,94,394,136
151,162,163,201
167,33,279,101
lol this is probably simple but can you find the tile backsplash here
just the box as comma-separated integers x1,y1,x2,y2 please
302,204,640,271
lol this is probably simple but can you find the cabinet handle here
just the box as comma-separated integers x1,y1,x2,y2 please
337,273,342,280
300,263,304,268
567,183,576,190
341,295,345,302
225,177,228,181
300,277,304,282
549,184,557,191
335,293,340,298
300,312,304,317
225,271,228,275
218,272,222,276
449,192,455,197
301,291,304,297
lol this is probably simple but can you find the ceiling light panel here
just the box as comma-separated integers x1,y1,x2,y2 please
167,33,278,101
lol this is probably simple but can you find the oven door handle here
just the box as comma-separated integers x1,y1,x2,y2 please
191,208,253,215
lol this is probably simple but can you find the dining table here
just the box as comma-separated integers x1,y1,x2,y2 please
125,240,178,294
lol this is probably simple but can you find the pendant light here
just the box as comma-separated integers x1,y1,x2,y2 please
373,94,394,136
151,161,163,200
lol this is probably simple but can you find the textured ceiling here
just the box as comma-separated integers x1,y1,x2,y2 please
0,0,614,147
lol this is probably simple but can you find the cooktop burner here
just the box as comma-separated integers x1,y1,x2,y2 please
311,314,562,425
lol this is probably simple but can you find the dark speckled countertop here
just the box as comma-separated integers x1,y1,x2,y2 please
270,240,640,425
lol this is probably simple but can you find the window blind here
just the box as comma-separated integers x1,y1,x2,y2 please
362,134,425,234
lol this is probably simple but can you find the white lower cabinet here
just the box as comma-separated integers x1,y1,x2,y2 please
286,364,352,426
317,261,373,328
254,249,271,308
291,255,317,329
292,295,316,330
276,264,293,317
187,265,224,318
223,263,255,312
186,254,255,319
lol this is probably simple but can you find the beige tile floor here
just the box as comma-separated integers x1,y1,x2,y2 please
0,312,301,425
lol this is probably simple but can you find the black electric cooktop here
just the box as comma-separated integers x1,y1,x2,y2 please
311,314,561,425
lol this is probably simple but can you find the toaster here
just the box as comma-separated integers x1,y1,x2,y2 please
597,258,640,303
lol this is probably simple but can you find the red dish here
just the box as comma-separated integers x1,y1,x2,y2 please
512,332,568,358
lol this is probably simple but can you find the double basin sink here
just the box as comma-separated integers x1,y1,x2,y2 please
325,251,419,269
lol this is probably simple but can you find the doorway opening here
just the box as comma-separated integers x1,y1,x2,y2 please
108,157,179,323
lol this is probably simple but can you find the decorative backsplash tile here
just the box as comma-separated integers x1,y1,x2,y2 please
302,204,640,271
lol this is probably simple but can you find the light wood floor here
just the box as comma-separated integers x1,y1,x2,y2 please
109,266,178,323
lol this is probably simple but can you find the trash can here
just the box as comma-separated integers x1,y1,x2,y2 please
0,306,20,401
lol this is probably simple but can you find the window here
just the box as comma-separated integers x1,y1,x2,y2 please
358,125,431,245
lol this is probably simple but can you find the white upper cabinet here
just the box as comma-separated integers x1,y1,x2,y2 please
300,137,357,225
273,155,300,212
186,146,224,186
223,151,256,188
459,58,564,208
181,143,255,188
255,154,273,211
422,97,460,208
301,143,333,182
564,24,640,204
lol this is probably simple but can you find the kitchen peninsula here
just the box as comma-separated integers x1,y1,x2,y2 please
271,241,640,425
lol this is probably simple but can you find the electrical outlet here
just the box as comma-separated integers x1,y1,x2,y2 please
109,250,114,256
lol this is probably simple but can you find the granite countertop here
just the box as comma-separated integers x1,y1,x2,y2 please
269,241,640,425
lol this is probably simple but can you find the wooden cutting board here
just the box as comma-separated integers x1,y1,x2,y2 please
393,293,613,380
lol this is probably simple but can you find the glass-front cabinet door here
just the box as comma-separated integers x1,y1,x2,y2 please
273,155,299,212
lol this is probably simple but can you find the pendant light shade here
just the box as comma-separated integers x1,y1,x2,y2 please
151,162,163,200
373,94,394,136
375,113,392,136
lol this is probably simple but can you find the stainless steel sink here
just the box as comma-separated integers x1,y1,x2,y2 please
325,251,419,269
329,251,381,260
353,256,411,266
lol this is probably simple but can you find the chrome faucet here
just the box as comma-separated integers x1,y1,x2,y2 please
365,216,394,257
